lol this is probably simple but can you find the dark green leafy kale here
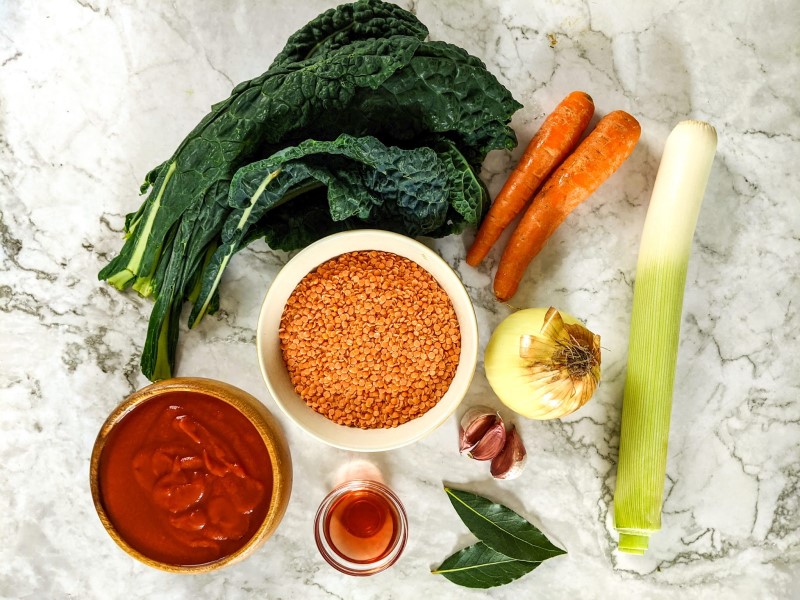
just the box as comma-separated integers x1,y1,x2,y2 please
433,139,489,233
269,0,428,68
243,187,352,252
99,34,423,295
187,133,470,320
302,40,521,166
98,0,521,380
137,134,482,378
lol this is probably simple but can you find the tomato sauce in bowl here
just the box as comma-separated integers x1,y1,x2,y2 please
91,378,292,572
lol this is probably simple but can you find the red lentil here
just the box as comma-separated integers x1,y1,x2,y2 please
279,250,461,429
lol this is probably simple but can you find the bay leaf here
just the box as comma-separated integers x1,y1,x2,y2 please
432,541,540,588
444,487,565,562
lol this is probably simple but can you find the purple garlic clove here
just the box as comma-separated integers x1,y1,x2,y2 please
468,419,507,461
490,425,527,479
459,406,502,454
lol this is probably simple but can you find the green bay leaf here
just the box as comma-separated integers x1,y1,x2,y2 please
445,487,566,563
432,542,540,589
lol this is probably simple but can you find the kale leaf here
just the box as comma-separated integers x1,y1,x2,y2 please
99,34,423,294
188,134,468,329
269,0,428,69
98,0,521,380
303,40,521,165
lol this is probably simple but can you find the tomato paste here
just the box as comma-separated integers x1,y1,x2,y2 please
98,392,273,566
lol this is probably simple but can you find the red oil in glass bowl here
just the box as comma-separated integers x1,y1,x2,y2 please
314,480,407,575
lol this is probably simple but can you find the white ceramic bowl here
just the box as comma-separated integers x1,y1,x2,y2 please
256,230,478,452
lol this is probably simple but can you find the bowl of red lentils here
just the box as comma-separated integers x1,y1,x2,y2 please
256,230,478,451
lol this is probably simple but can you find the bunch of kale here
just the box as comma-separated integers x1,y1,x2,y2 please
99,0,521,380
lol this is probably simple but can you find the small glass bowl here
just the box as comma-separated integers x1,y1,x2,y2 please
314,480,408,576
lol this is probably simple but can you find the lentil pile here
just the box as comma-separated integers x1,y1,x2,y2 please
279,250,461,429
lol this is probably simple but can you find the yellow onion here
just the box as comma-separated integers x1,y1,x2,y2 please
485,307,601,420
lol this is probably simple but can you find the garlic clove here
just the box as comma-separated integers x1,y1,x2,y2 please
490,425,527,479
459,406,501,454
468,419,507,461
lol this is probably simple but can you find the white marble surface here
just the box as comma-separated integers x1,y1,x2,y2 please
1,0,799,598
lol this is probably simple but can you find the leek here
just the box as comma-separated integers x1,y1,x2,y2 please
614,120,717,554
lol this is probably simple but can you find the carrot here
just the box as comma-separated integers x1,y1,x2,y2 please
466,91,595,267
493,110,641,302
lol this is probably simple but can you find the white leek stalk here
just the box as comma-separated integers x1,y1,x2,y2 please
614,121,717,554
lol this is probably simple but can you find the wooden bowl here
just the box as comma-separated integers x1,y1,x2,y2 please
90,377,292,573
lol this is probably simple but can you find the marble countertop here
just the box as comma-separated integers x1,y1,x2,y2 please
1,0,798,598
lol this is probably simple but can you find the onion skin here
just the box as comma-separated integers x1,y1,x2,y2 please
484,308,600,420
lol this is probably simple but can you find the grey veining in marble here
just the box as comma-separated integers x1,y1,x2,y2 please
1,0,799,598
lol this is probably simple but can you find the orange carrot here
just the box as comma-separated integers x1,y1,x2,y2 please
466,91,595,267
493,110,641,302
